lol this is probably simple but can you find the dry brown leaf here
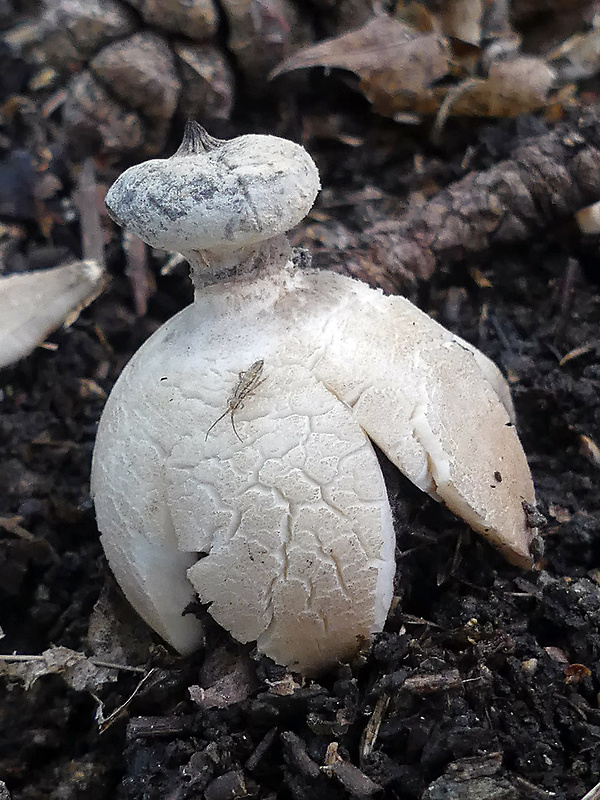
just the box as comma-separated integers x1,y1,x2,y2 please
393,1,439,33
87,584,155,668
544,646,569,663
360,65,446,117
270,15,451,115
271,12,560,122
448,56,556,117
550,27,600,82
440,0,483,46
188,660,257,709
579,434,600,467
564,662,592,684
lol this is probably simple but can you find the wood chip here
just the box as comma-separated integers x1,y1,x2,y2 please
330,761,382,797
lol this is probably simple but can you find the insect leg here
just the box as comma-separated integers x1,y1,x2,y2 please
205,408,230,441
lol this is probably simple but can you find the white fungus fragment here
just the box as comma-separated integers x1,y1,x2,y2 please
0,259,105,369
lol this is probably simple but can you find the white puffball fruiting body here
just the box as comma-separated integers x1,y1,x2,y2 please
92,127,537,675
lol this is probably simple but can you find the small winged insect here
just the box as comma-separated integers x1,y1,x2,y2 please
205,359,265,442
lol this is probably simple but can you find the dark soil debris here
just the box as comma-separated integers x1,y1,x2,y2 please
1,8,600,800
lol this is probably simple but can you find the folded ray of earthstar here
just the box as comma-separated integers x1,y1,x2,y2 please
91,122,538,675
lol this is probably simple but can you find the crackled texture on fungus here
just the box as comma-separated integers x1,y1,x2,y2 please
92,124,537,675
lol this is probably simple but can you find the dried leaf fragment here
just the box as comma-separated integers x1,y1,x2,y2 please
440,0,483,45
575,200,600,235
188,659,257,709
87,584,154,667
272,9,562,121
448,56,557,117
271,15,451,115
564,662,592,684
549,25,600,82
579,434,600,467
0,259,105,369
0,647,117,692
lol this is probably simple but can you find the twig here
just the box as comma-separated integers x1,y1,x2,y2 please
95,667,157,733
360,693,389,763
581,780,600,800
0,653,144,673
126,714,191,739
89,658,146,674
123,230,155,316
74,158,106,269
402,668,462,695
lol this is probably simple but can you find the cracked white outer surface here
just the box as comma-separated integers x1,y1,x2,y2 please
92,264,536,674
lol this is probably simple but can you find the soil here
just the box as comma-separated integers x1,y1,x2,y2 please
0,40,600,800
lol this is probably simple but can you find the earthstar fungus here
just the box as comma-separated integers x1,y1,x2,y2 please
92,122,537,674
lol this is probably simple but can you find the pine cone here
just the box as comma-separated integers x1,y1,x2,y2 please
34,0,317,157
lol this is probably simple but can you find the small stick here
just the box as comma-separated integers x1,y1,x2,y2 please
73,157,106,270
360,693,390,763
205,359,265,442
0,652,145,674
581,780,600,800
